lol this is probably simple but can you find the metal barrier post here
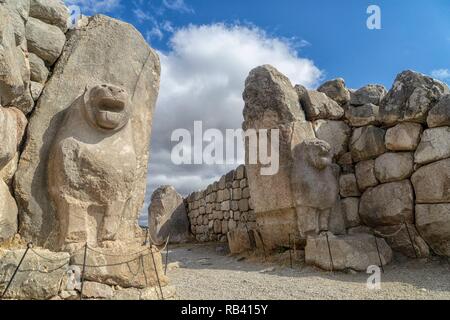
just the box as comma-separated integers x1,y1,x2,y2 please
150,247,164,300
325,233,334,272
373,235,385,273
79,243,88,300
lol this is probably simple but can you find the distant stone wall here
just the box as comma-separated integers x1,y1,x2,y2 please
185,165,256,242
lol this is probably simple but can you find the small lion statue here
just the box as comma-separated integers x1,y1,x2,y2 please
48,84,137,252
291,139,343,238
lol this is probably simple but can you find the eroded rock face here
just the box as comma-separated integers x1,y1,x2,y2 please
416,204,450,256
359,180,414,227
148,186,191,244
344,103,379,127
0,248,70,300
355,160,378,192
15,15,161,249
291,139,341,237
379,70,449,125
411,159,450,204
305,233,392,271
375,224,429,258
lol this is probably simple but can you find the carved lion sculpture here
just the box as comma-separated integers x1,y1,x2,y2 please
48,84,137,251
291,139,341,238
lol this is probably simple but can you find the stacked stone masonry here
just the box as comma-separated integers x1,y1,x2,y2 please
185,165,256,242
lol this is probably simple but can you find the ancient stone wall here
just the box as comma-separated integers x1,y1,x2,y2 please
184,165,256,242
242,65,450,263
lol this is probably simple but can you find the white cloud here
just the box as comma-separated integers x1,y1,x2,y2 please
162,0,194,13
141,23,322,223
65,0,121,14
431,68,450,81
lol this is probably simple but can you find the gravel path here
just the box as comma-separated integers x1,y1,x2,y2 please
165,242,450,300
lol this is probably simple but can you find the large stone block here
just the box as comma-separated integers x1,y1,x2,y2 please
313,120,350,159
0,179,18,241
15,15,161,248
148,186,191,244
339,173,360,197
385,122,422,151
296,85,344,121
374,152,414,183
317,78,350,105
305,233,392,271
29,52,49,84
29,0,69,32
350,84,387,106
359,180,414,227
414,127,450,165
70,244,168,289
340,197,360,228
416,204,450,257
375,224,429,258
411,159,450,203
350,125,386,162
379,70,449,125
227,229,255,254
355,159,378,191
25,16,66,65
427,94,450,128
0,248,70,300
344,103,379,127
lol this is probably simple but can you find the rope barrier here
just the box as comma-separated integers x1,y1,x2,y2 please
373,224,404,238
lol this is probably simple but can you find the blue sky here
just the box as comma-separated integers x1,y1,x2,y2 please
69,0,450,88
66,0,450,224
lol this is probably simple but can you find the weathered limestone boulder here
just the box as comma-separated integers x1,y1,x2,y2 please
375,224,429,258
359,180,414,227
355,160,378,191
349,125,386,162
344,103,379,127
70,244,167,289
25,16,66,65
416,204,450,256
427,94,450,128
29,0,69,32
29,52,49,84
243,65,309,249
15,15,161,249
414,127,450,165
339,173,360,197
385,122,422,151
0,180,18,241
312,120,350,159
296,85,344,121
411,159,450,203
291,139,341,237
374,152,414,183
227,228,255,254
317,78,350,105
0,7,33,113
0,248,70,300
0,0,30,47
350,84,387,106
148,186,191,244
0,107,27,169
340,197,360,228
379,70,449,125
305,233,392,271
81,281,114,299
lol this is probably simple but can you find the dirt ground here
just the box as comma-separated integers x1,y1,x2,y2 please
164,242,450,300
